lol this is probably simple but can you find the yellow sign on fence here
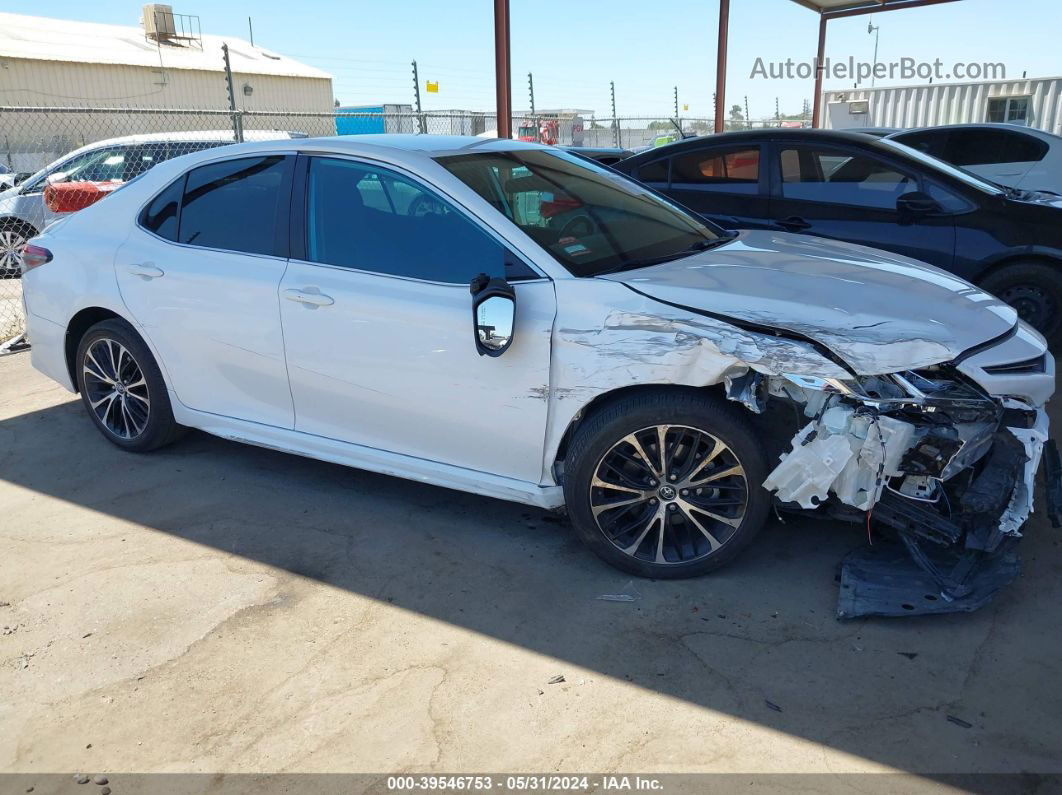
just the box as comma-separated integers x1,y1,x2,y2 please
426,81,439,93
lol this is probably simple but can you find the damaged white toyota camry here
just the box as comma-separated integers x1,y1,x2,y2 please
20,136,1061,617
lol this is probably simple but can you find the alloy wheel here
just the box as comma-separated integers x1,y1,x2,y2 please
0,226,28,276
589,424,749,565
82,338,151,439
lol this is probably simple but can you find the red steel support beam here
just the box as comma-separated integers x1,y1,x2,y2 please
811,13,827,128
714,0,730,133
494,0,512,139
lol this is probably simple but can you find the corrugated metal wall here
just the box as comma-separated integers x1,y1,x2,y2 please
0,57,333,112
823,77,1062,134
0,58,335,161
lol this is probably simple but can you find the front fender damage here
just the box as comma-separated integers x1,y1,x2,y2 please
549,283,1056,618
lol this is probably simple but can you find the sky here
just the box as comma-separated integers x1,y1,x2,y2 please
5,0,1061,120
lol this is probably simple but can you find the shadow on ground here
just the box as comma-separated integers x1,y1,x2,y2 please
2,395,1061,776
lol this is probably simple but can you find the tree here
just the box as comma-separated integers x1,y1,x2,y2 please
647,120,673,130
729,104,744,121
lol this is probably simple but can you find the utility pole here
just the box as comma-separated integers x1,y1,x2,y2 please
493,0,512,139
867,20,880,87
775,96,780,123
610,81,618,148
221,43,242,142
247,17,254,47
744,95,750,129
412,60,425,134
527,72,538,142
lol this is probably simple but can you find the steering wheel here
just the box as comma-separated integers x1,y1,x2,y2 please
559,214,594,238
409,194,448,217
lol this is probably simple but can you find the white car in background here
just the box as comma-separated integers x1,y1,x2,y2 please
18,135,1060,617
888,124,1062,195
0,163,16,191
0,129,303,277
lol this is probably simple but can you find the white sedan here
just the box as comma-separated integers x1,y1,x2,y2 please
888,124,1062,195
19,135,1059,615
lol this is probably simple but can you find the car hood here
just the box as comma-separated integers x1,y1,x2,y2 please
601,230,1018,375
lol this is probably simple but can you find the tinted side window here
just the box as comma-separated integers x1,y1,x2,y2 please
892,130,948,159
179,155,290,256
943,129,1048,166
924,182,971,213
140,176,184,241
779,147,914,209
306,157,519,284
637,158,669,183
671,147,760,194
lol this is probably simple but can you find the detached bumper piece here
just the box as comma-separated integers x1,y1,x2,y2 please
838,539,1021,619
762,368,1055,619
839,430,1031,618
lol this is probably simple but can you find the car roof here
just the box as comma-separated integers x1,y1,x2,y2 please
167,134,556,161
307,134,553,156
619,127,889,163
889,123,1062,141
51,129,299,161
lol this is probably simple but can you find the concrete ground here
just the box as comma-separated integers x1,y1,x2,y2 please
1,350,1061,780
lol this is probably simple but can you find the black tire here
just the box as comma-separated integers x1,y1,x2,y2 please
979,261,1062,348
563,388,770,579
75,318,184,452
0,220,36,279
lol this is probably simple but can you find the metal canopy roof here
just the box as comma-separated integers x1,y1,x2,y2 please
789,0,961,16
783,0,964,128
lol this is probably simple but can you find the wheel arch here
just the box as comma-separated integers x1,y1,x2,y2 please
64,307,124,391
973,251,1062,284
549,382,730,482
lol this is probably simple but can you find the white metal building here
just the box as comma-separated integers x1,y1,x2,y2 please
823,76,1062,134
0,6,334,113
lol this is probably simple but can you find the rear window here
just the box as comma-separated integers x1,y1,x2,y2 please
177,155,291,256
140,176,184,241
671,147,760,188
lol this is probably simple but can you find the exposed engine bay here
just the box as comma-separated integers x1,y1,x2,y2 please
742,366,1060,618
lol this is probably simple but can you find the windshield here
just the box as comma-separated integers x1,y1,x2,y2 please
877,139,1006,195
436,148,722,277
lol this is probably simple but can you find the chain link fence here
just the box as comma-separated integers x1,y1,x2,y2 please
0,105,808,351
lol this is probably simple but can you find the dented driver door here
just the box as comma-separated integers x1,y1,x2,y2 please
280,155,557,484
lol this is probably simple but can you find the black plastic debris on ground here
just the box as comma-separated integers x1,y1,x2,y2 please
836,541,1021,619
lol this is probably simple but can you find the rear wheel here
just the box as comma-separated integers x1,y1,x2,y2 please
563,389,770,579
75,319,184,452
979,261,1062,347
0,220,36,278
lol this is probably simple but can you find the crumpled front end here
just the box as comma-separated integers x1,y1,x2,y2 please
759,346,1059,618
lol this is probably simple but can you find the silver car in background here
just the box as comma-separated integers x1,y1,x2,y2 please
0,129,302,276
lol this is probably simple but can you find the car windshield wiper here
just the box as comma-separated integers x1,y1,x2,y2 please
593,233,736,276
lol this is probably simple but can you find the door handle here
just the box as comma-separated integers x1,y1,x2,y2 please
283,288,334,307
126,262,164,279
776,216,812,232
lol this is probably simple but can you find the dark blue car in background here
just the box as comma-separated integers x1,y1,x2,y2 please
614,129,1062,347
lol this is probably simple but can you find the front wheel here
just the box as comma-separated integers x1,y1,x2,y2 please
979,261,1062,348
563,389,770,579
75,318,184,452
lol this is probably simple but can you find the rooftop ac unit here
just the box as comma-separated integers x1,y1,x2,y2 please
143,4,177,42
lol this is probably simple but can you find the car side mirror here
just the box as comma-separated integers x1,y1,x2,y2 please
470,273,516,357
896,190,940,215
